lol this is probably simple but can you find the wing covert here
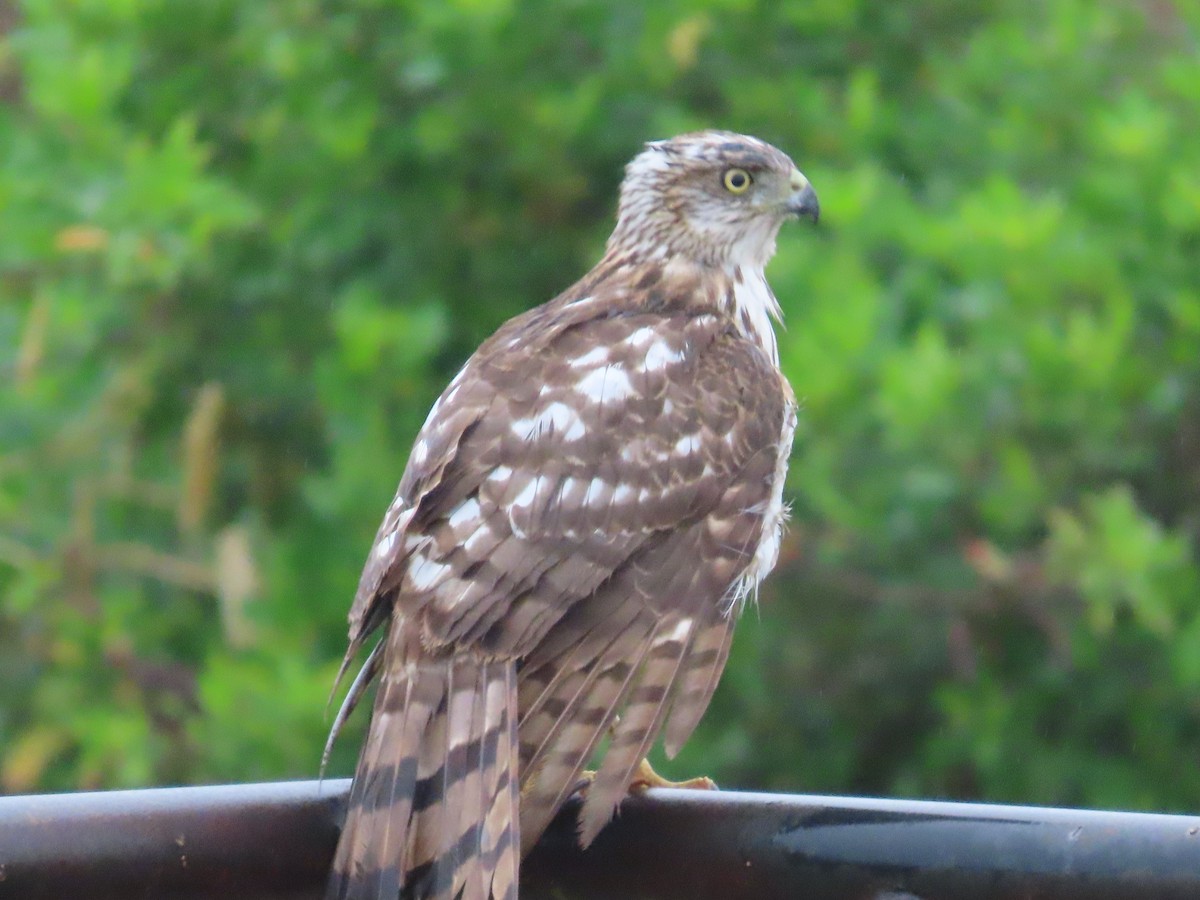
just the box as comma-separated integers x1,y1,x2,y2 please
350,298,789,661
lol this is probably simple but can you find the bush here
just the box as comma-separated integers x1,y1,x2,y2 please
2,0,1198,812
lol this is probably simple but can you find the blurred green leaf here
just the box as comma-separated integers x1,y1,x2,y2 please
3,0,1199,818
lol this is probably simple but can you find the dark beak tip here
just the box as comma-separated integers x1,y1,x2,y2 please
788,184,820,224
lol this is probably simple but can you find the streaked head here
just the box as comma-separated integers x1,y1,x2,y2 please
609,130,818,269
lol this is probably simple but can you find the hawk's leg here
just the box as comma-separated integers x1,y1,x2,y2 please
629,757,717,792
571,717,719,798
572,758,717,797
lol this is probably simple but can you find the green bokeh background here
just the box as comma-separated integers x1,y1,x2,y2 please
3,0,1200,814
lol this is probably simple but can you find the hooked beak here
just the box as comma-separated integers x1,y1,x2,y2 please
785,170,820,224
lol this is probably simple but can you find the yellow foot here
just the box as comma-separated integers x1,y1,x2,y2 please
571,769,597,798
629,757,717,793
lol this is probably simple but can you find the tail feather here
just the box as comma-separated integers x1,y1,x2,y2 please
450,663,489,900
326,626,518,900
404,674,450,892
482,666,520,900
428,662,485,897
326,653,430,900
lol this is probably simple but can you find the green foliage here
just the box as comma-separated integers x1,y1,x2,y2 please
2,0,1199,813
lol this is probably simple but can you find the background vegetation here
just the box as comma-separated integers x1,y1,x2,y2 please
3,0,1200,815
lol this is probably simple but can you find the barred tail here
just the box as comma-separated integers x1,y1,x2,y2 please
327,627,518,900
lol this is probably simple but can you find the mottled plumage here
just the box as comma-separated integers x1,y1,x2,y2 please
325,130,819,900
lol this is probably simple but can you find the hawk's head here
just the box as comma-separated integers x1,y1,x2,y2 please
609,130,819,270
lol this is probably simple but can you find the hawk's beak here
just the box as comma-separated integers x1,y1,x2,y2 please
785,170,820,223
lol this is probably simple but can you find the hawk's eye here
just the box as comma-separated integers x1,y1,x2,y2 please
722,168,752,194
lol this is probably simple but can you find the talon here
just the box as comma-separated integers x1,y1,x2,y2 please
571,769,598,798
629,757,718,793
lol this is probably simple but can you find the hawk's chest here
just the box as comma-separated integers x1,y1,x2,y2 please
724,265,795,602
727,267,782,364
746,387,796,593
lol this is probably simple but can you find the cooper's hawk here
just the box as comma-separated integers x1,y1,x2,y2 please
325,130,819,900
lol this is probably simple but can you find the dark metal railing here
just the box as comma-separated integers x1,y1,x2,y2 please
1,779,1198,899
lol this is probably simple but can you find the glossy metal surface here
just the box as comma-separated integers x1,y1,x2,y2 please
527,789,1200,899
0,779,1197,898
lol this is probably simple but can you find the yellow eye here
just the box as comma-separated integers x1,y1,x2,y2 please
722,168,752,193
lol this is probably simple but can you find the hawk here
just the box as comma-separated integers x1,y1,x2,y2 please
325,130,819,900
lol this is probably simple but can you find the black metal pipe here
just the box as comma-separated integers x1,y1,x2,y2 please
1,779,1198,899
0,779,340,899
528,789,1200,900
